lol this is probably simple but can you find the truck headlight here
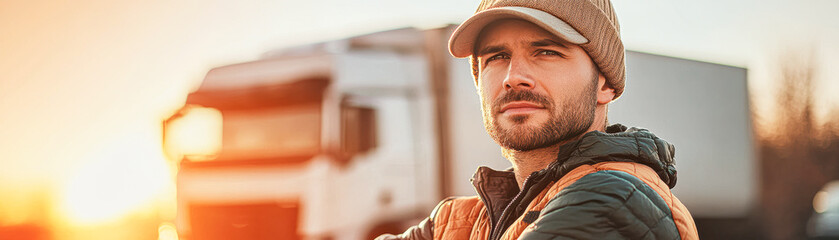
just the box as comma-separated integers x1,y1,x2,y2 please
164,105,223,161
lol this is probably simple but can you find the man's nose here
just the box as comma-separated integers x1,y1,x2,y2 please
502,58,536,91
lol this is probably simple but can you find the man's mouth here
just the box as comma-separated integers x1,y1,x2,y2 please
499,101,545,114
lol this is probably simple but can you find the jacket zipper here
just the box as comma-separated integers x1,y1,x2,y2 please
474,171,499,238
488,172,537,240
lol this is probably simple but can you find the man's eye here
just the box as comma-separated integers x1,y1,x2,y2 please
537,50,563,57
485,54,509,64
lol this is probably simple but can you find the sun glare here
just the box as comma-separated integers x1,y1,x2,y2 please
59,137,173,226
158,222,179,240
164,106,223,161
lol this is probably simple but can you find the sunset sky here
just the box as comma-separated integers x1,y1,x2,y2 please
1,0,838,237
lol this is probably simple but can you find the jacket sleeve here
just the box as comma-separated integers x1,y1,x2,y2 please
374,198,454,240
374,217,434,240
519,170,682,240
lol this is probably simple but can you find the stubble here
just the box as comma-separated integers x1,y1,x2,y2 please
482,74,599,151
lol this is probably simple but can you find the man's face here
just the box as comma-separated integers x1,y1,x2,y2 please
475,19,600,151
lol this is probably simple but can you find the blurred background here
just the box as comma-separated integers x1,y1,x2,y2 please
1,0,838,239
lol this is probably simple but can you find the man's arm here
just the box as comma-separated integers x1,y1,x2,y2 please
374,217,434,240
519,170,682,240
374,197,454,240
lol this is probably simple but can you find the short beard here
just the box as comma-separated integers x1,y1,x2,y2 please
482,74,598,152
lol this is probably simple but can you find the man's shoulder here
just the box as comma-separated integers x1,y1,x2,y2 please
550,162,674,211
555,161,674,197
522,170,682,239
432,196,484,220
555,169,668,206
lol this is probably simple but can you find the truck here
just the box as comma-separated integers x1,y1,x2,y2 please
162,25,754,240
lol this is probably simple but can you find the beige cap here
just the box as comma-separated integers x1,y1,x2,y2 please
448,0,626,100
449,6,588,58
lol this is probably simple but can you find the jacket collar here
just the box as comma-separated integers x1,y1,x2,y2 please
470,166,517,225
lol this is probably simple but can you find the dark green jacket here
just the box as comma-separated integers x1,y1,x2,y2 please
378,124,698,240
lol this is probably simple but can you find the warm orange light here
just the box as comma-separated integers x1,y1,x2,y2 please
815,191,829,213
158,222,179,240
164,106,223,161
59,138,173,226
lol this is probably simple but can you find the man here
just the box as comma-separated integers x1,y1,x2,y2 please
378,0,699,239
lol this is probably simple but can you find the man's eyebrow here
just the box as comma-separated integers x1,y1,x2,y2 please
531,39,568,48
476,45,506,56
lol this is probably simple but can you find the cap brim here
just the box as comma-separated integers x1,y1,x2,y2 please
448,6,588,58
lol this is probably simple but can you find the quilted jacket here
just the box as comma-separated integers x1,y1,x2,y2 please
377,124,698,240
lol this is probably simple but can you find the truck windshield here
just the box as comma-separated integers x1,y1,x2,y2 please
217,103,321,161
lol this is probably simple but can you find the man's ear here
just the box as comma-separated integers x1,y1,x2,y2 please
596,73,615,105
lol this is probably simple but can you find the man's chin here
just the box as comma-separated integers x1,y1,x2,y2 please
489,117,562,151
494,129,559,152
498,119,545,131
